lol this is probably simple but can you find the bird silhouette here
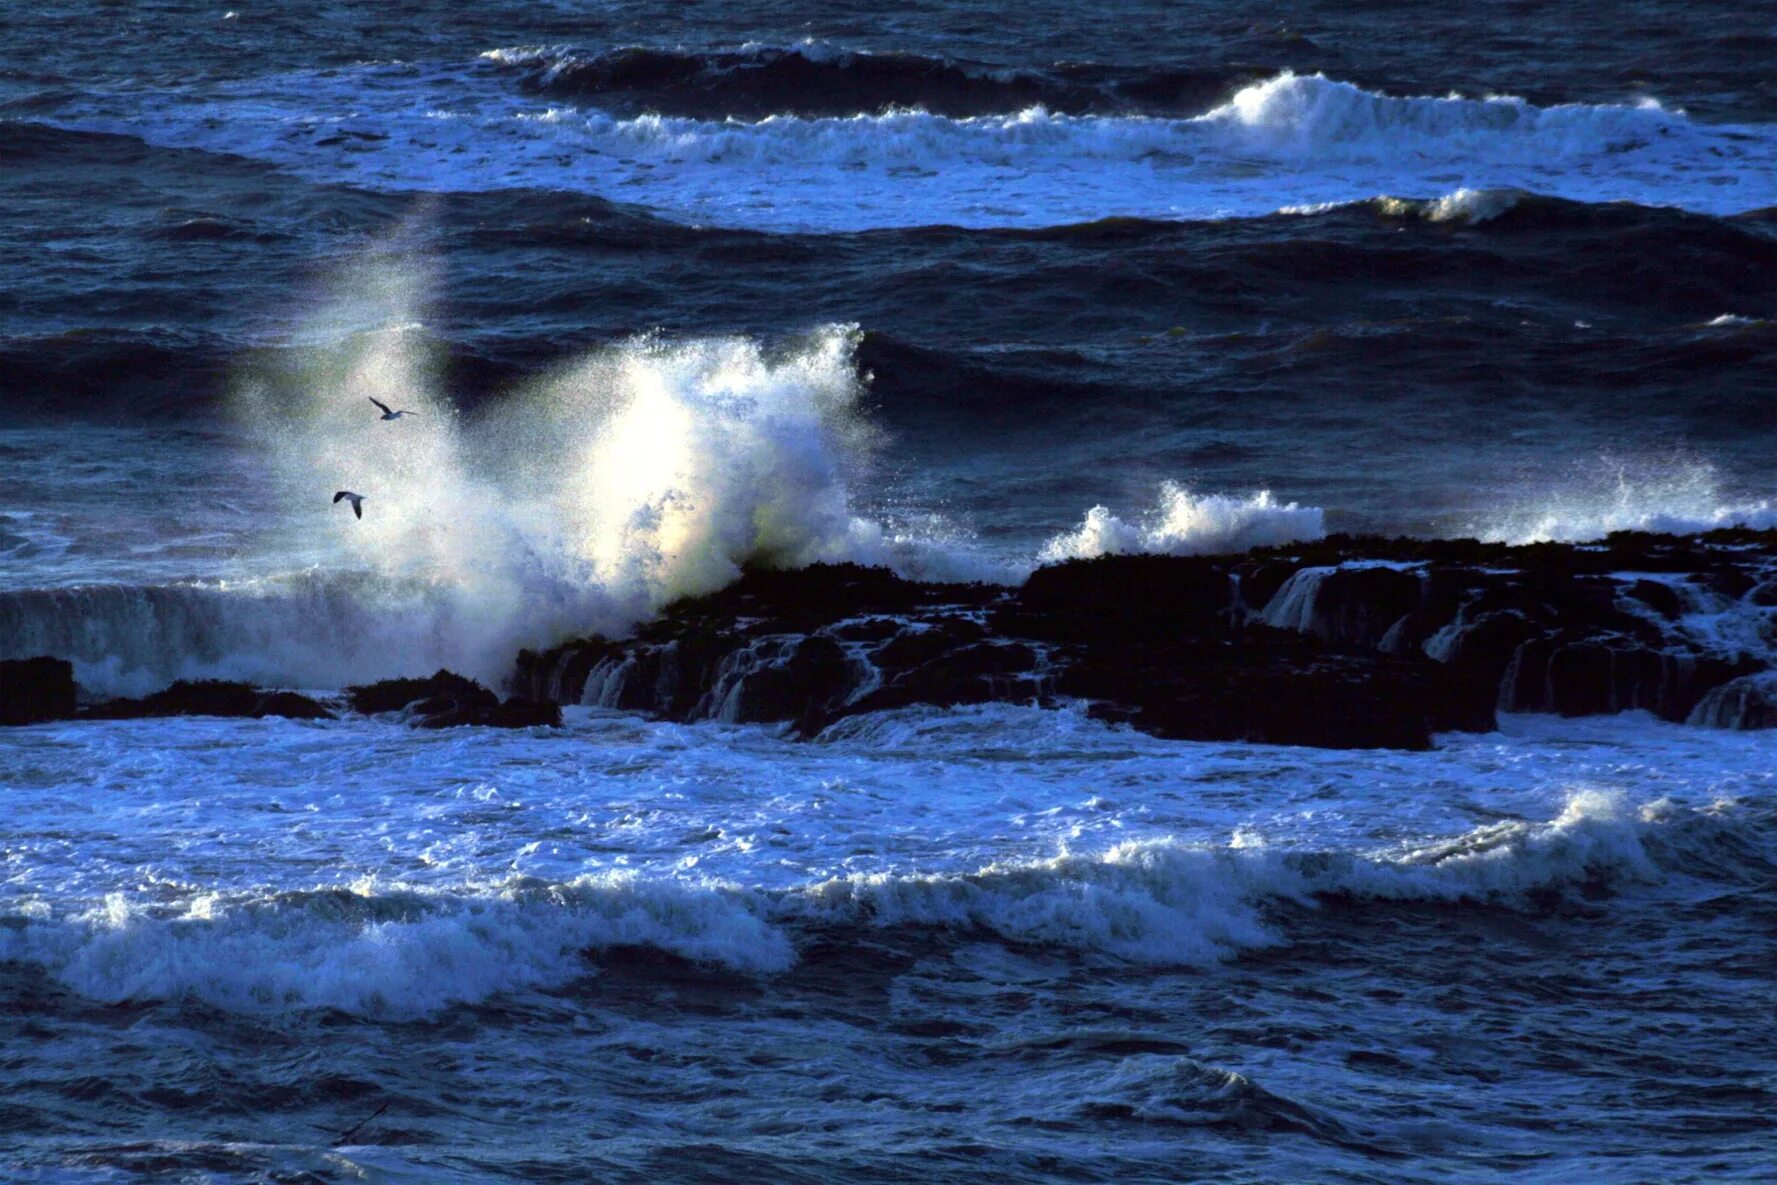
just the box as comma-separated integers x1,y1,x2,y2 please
333,491,365,520
368,396,416,420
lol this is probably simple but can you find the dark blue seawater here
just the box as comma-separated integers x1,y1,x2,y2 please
2,3,1775,1181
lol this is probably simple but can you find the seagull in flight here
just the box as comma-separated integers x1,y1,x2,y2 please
333,491,365,520
368,396,416,420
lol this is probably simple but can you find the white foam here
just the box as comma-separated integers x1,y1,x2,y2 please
1039,484,1324,562
3,876,790,1019
43,64,1777,230
1203,73,1681,158
0,788,1693,1016
5,693,1771,1019
793,839,1283,966
1385,186,1525,224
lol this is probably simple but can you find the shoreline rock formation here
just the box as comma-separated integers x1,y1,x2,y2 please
7,531,1775,747
515,531,1777,748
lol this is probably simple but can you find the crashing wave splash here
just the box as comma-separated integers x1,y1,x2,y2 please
1038,484,1324,562
0,791,1737,1019
1474,454,1777,543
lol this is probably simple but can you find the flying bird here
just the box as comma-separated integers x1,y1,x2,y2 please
333,491,365,520
368,396,416,420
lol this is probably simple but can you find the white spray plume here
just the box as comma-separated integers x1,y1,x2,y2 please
229,240,927,683
1475,453,1777,544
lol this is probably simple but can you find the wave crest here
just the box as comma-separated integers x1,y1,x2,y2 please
1207,71,1683,158
4,791,1724,1018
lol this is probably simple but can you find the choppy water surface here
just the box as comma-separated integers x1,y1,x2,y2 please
4,709,1774,1182
4,1,1776,1181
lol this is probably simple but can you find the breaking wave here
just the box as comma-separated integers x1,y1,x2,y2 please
3,791,1751,1019
1285,186,1527,225
1201,72,1687,158
41,63,1777,230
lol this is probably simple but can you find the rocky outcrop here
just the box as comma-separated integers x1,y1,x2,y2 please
1687,672,1777,729
82,679,335,721
0,667,337,724
0,656,77,724
346,670,561,729
513,563,1489,749
514,531,1777,747
0,661,553,730
12,532,1774,745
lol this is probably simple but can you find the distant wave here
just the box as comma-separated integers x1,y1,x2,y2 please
6,193,1771,418
1201,72,1686,158
4,791,1756,1018
1282,186,1528,225
39,63,1777,229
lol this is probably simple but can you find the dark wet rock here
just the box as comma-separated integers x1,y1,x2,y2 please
0,656,77,725
712,634,858,730
82,679,335,721
1687,673,1777,729
93,679,261,719
512,529,1777,747
1433,609,1544,690
1057,629,1493,750
1624,579,1684,620
253,690,337,721
842,638,1044,726
1011,553,1236,642
1284,566,1425,649
348,670,493,716
1750,578,1777,608
347,670,559,729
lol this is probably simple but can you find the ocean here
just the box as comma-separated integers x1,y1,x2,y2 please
2,2,1774,1181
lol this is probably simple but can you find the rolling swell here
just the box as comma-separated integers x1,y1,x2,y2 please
484,44,1252,119
8,193,1774,421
